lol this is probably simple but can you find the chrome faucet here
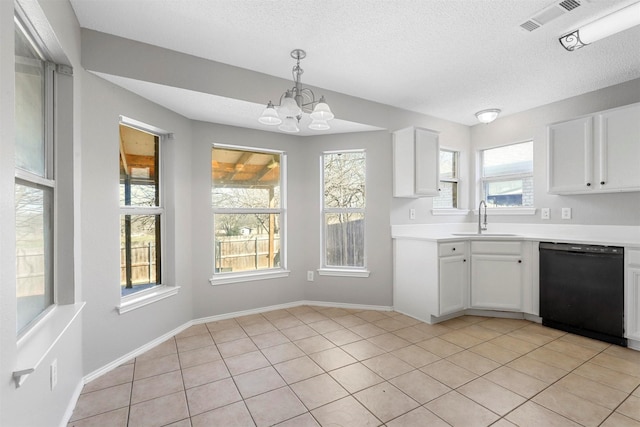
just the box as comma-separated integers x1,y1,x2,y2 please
478,200,488,234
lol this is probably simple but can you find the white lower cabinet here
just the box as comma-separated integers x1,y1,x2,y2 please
393,240,468,322
626,249,640,341
439,244,468,315
470,242,524,311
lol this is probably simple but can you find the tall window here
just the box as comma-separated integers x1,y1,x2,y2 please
433,149,459,209
119,124,162,297
480,141,534,207
322,150,366,269
15,16,54,333
212,145,285,274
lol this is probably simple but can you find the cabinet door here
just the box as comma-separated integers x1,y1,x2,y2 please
547,116,593,194
597,103,640,192
414,128,440,196
626,267,640,341
439,255,467,315
471,254,522,310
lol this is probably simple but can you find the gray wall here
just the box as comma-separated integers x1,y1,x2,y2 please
80,72,194,375
0,1,85,426
470,79,640,225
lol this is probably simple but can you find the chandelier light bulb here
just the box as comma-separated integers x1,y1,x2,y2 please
310,96,334,121
309,120,330,131
258,101,282,125
278,117,300,133
279,91,302,118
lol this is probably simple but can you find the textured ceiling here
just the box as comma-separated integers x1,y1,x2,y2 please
70,0,640,127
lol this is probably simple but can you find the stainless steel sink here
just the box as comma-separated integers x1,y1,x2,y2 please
451,233,519,237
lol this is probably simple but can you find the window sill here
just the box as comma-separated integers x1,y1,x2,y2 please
473,207,537,216
210,269,291,286
431,209,470,216
117,285,181,314
14,302,86,388
317,268,371,278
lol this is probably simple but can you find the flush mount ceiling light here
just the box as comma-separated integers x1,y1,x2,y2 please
559,1,640,51
475,109,501,124
259,49,334,133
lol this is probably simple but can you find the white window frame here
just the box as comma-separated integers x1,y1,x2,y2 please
13,3,86,389
210,144,289,285
432,148,462,212
477,140,536,216
118,118,179,314
14,13,56,337
319,149,370,278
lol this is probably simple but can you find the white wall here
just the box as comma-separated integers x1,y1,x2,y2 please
470,79,640,226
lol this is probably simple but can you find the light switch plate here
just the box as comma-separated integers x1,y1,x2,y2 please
541,208,550,220
410,209,416,220
562,207,572,220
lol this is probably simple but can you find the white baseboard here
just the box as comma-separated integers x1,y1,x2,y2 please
83,320,194,384
59,379,85,427
83,300,393,385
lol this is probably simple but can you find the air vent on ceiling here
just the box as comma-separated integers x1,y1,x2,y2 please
520,0,584,32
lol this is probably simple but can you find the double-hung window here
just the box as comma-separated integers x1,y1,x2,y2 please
480,141,534,207
433,149,460,209
321,150,367,274
119,123,163,297
14,14,55,334
211,145,286,281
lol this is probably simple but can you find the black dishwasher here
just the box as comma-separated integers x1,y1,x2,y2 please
539,242,626,346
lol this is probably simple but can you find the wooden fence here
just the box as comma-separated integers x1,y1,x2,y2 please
215,235,281,272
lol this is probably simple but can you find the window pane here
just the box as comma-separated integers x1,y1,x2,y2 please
484,177,534,207
120,214,161,296
16,183,53,332
15,23,45,177
212,148,281,209
324,152,365,209
482,141,533,177
214,213,281,272
439,150,457,180
325,213,364,267
433,181,457,209
119,125,159,207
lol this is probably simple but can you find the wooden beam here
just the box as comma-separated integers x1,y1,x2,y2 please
225,152,254,180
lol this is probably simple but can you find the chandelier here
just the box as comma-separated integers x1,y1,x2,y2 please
259,49,334,133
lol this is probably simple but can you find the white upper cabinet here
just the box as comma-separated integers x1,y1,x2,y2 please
547,102,640,195
597,104,640,192
393,127,440,197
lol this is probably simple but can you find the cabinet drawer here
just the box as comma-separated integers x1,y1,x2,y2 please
471,241,521,255
628,249,640,267
439,242,465,257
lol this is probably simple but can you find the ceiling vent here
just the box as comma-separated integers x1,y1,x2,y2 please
520,0,584,32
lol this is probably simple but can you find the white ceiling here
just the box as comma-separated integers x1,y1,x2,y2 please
70,0,640,129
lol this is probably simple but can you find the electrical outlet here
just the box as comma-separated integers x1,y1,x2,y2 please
307,271,314,281
50,359,57,390
541,208,550,220
409,209,416,220
562,207,572,220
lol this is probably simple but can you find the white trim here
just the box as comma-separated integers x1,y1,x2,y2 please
14,302,85,388
85,300,393,384
210,269,290,286
59,379,84,427
473,207,537,216
317,268,371,278
83,320,193,383
117,285,181,314
431,209,470,216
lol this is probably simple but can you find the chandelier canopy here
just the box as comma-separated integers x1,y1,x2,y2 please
259,49,334,133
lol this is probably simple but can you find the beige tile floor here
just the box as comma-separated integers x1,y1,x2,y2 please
68,306,640,427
